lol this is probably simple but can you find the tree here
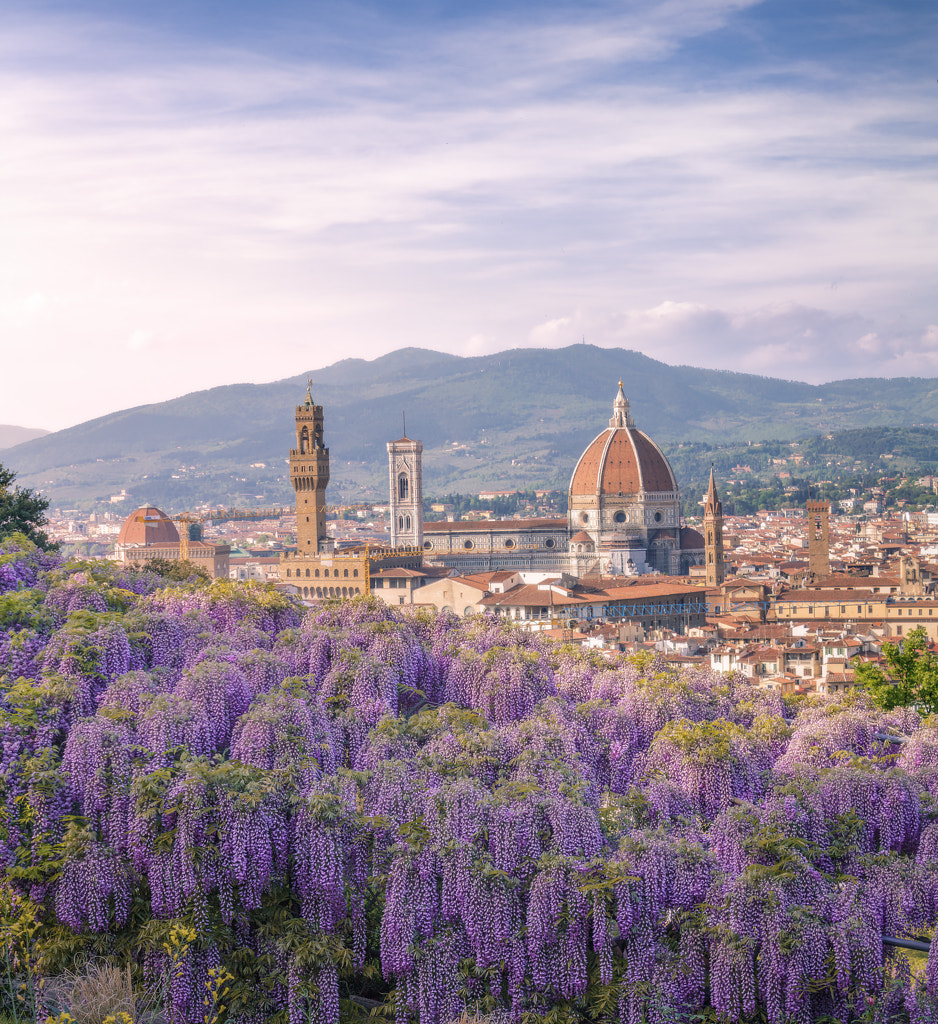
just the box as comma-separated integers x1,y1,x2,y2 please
855,626,938,716
141,557,211,584
0,463,56,550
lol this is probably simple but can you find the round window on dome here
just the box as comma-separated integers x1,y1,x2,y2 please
654,510,663,524
580,512,589,525
545,539,555,549
505,539,515,549
614,511,626,524
464,540,474,550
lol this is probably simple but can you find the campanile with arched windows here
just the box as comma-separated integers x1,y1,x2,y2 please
387,434,423,549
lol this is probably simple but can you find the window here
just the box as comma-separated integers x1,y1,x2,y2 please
344,569,349,578
315,569,320,577
286,568,291,577
505,539,514,548
614,511,626,523
398,475,409,500
545,539,555,549
353,569,359,577
423,541,431,549
464,540,473,549
305,569,310,578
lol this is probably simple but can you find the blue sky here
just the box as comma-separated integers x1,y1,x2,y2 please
3,0,936,429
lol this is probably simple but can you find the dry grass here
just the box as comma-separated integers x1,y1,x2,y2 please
59,961,163,1024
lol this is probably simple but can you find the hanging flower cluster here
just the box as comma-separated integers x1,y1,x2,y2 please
1,544,938,1024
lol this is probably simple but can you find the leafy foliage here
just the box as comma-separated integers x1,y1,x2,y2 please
856,627,938,717
0,467,55,552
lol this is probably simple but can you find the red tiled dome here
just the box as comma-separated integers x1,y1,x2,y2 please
117,506,179,546
569,428,676,497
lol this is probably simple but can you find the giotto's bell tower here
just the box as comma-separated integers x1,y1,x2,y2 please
387,433,423,549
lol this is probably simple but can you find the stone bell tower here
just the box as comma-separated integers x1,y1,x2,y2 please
291,380,330,554
387,430,423,549
703,465,725,588
807,499,830,579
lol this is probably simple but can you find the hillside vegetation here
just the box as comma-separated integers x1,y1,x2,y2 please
5,346,938,511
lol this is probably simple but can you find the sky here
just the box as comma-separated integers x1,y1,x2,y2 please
2,0,937,431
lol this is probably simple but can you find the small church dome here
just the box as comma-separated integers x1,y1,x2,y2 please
680,526,705,550
117,506,179,546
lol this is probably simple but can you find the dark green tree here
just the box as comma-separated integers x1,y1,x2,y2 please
855,626,938,716
0,463,56,550
141,557,211,584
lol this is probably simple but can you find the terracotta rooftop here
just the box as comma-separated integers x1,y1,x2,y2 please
569,427,676,498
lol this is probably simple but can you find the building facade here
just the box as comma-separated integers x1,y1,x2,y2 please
112,506,230,578
416,383,705,577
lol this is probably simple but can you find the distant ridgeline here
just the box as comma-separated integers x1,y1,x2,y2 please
4,344,938,511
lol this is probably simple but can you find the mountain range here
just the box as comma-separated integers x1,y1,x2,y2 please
0,425,49,450
5,345,938,511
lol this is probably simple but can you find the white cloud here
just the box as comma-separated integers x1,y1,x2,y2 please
0,2,935,429
126,329,152,352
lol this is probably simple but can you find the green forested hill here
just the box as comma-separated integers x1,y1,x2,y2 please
5,345,938,511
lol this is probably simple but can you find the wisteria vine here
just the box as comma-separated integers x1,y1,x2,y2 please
0,533,937,1023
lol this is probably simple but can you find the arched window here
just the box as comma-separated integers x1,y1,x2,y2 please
343,569,349,578
300,426,310,454
405,515,411,530
398,474,409,500
315,569,320,577
353,569,359,577
305,569,310,577
398,516,404,531
316,587,323,597
286,568,291,577
303,586,309,597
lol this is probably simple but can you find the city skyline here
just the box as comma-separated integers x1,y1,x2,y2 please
3,0,937,431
